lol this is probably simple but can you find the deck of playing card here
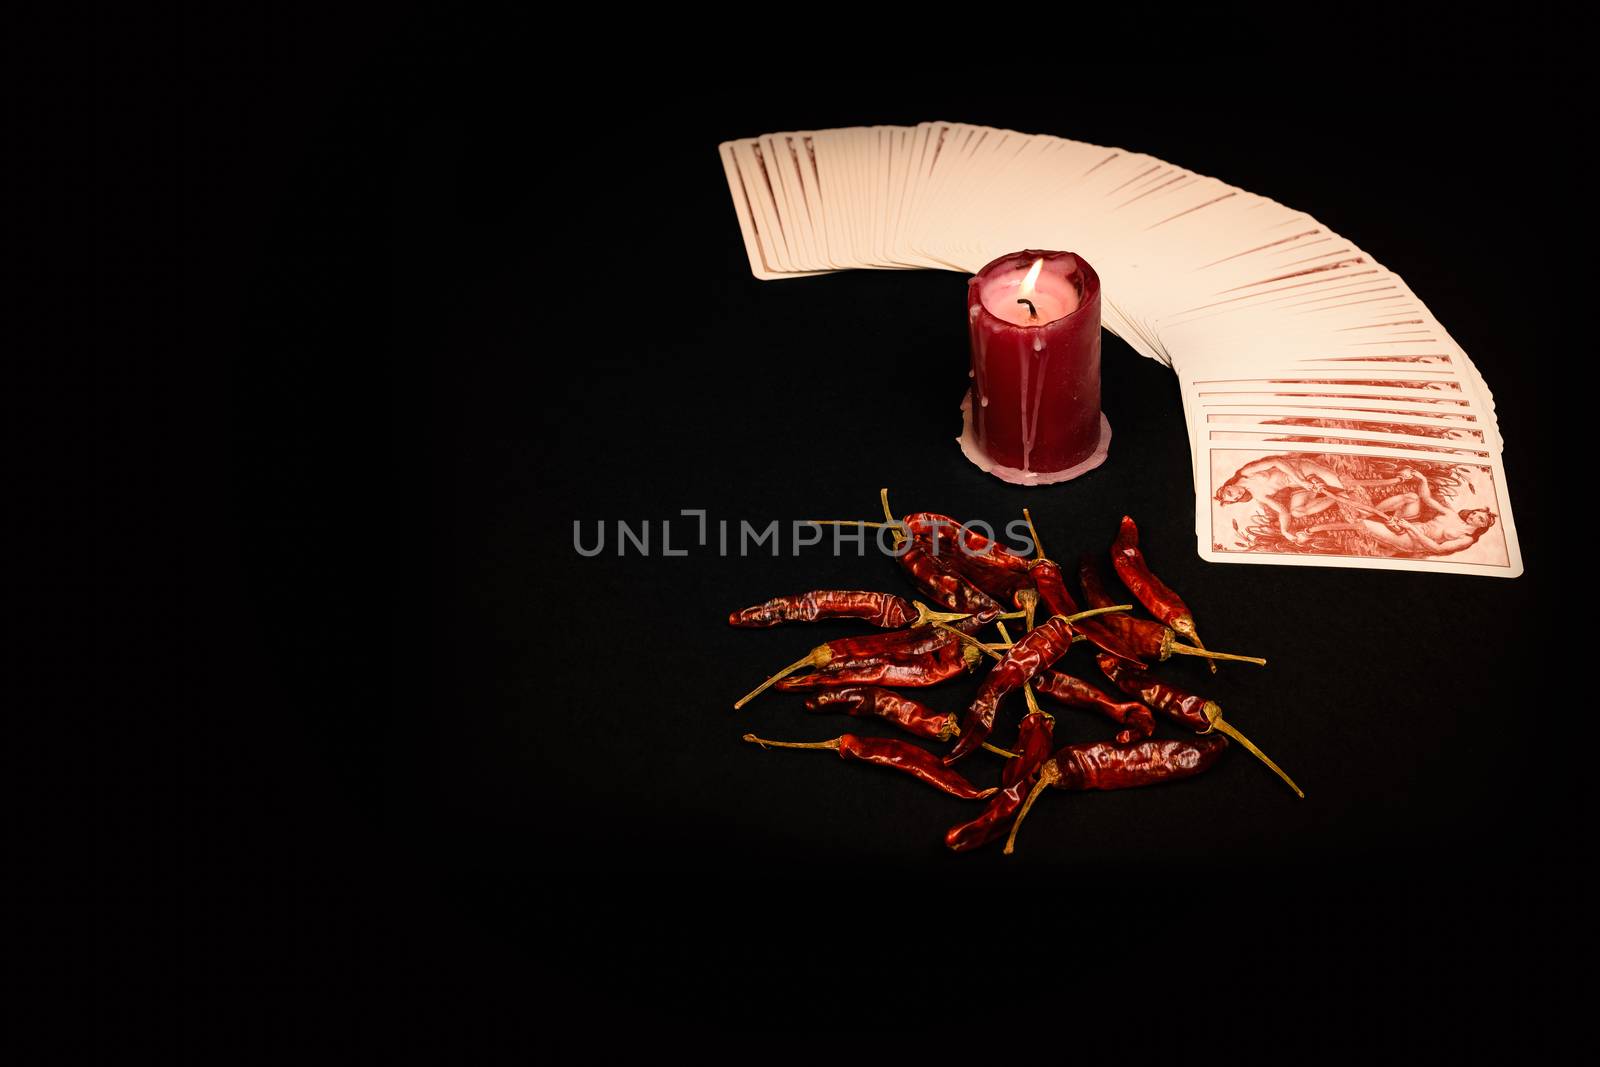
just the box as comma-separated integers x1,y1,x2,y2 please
720,123,1521,578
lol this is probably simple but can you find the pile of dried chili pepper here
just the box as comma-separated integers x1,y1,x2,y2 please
728,492,1303,855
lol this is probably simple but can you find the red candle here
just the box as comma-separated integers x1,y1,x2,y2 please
958,250,1111,485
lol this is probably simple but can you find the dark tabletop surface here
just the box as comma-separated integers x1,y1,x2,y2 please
198,66,1558,997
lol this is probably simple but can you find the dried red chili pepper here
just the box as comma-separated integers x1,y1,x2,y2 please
944,710,1055,852
943,548,1037,602
1024,555,1077,617
942,607,1127,765
893,512,1030,617
903,513,1035,599
1102,616,1265,665
1111,515,1216,671
902,512,1029,565
733,604,984,708
999,711,1056,788
1095,653,1218,732
1033,669,1155,744
802,687,1016,758
823,613,981,666
1014,509,1150,665
1075,556,1265,666
898,536,1004,622
1097,653,1303,798
1026,557,1152,663
742,732,997,800
809,491,1029,608
1004,735,1230,853
944,617,1074,764
1076,551,1120,611
728,590,918,630
774,640,984,691
803,687,960,742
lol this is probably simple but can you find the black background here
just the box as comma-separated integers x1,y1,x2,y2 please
191,60,1560,1001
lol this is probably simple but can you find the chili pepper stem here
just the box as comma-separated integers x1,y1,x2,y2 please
1165,639,1267,667
1054,605,1133,625
1174,616,1217,675
933,621,1006,662
1016,588,1038,632
981,637,1090,652
806,519,891,528
733,650,824,709
945,610,1118,648
880,488,905,548
1003,765,1058,856
995,619,1047,721
742,733,842,751
911,602,976,627
796,494,917,543
1207,713,1305,799
982,743,1017,759
1022,507,1046,560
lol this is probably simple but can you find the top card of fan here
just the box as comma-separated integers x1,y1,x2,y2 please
1200,445,1520,577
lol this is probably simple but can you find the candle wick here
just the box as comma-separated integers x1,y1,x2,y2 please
1017,297,1037,320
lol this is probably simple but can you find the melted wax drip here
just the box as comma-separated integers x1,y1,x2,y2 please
1027,335,1051,478
1018,342,1030,473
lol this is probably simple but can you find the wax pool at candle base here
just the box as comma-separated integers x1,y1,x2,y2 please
957,395,1111,485
964,249,1108,483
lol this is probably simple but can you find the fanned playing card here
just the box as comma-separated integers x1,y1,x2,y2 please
717,126,1521,577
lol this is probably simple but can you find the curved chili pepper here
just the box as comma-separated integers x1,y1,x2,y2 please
1002,710,1057,788
897,536,1003,621
824,624,952,669
1033,669,1155,744
944,710,1055,852
1096,653,1214,732
733,615,989,708
946,617,1077,765
1111,515,1214,670
942,546,1035,600
1077,556,1265,667
804,687,960,742
1082,552,1178,663
742,732,997,800
1095,613,1265,666
1077,552,1120,611
904,513,1035,599
1027,558,1148,664
823,612,987,668
903,513,1033,569
776,641,983,691
1098,615,1172,661
1050,735,1230,791
819,496,1031,591
728,590,917,630
1026,557,1080,616
1096,653,1304,797
1003,735,1230,853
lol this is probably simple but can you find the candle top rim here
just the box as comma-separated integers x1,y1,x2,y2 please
971,250,1099,329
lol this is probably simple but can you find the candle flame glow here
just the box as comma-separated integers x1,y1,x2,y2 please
1019,257,1044,298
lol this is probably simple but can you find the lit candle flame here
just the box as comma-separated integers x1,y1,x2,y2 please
1019,257,1044,298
